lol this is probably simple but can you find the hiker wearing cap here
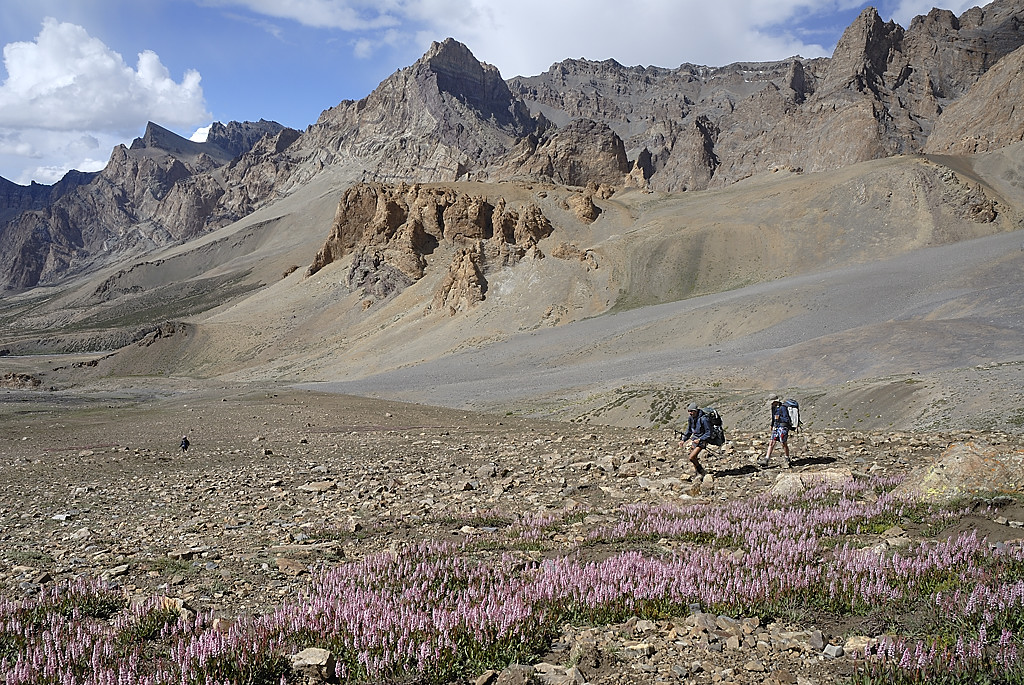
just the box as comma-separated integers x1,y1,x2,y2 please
760,395,791,468
680,402,710,480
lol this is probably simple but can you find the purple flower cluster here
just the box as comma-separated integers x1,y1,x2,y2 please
0,578,288,684
937,579,1024,635
853,627,1024,684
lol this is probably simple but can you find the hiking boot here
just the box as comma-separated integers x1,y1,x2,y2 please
783,459,791,469
757,457,769,468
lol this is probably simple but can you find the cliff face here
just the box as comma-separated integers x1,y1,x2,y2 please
3,1,1024,291
508,0,1024,190
924,43,1024,154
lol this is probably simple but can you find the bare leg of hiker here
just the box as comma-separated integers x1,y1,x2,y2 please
762,439,775,467
687,442,706,479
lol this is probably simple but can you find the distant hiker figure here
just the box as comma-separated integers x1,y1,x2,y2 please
180,436,190,453
680,402,710,481
760,395,791,468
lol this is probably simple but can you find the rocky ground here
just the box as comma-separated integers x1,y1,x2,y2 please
2,383,1024,684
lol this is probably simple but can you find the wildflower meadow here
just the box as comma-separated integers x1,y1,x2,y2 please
2,474,1022,684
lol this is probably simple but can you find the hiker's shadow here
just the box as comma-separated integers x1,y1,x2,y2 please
711,455,837,477
713,464,760,477
790,456,836,467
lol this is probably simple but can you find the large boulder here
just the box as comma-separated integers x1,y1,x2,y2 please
894,441,1024,503
770,468,855,497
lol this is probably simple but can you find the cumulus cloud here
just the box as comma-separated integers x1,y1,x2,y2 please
0,128,113,184
424,0,832,78
0,17,210,131
218,0,835,76
221,0,975,77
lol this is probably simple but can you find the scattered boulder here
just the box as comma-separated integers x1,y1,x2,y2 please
290,647,336,684
563,192,601,223
894,441,1024,503
495,664,535,685
770,468,855,497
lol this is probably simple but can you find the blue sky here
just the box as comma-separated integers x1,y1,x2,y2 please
0,0,984,185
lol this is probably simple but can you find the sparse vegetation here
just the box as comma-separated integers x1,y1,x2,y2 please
3,476,1023,684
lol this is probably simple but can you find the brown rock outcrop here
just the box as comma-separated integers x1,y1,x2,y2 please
563,192,601,223
431,242,488,315
307,183,554,312
0,373,41,389
498,119,630,186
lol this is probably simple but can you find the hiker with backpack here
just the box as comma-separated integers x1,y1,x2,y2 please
760,394,792,468
680,402,711,481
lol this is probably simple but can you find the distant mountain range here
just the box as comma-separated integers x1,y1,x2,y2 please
2,0,1022,293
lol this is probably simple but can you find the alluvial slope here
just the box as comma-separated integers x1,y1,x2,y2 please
91,146,1024,428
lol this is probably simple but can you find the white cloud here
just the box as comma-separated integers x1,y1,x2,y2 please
244,0,979,77
226,0,835,77
395,0,833,78
206,0,402,31
0,18,209,131
0,128,116,185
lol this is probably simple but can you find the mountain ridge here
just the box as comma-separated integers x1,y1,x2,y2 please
3,1,1023,291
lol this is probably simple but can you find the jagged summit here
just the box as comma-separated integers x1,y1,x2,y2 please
128,122,231,168
128,120,286,167
415,38,529,131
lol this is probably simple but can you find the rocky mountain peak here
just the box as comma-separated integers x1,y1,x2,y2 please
126,121,234,174
130,122,199,155
127,120,285,168
822,7,904,95
205,119,287,159
414,37,530,132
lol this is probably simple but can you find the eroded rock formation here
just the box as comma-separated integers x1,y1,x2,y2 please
307,183,555,313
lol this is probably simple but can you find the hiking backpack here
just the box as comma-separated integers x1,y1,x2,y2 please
702,407,726,446
782,399,801,431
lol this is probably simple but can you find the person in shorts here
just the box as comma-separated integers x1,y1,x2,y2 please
760,395,791,468
680,402,710,480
